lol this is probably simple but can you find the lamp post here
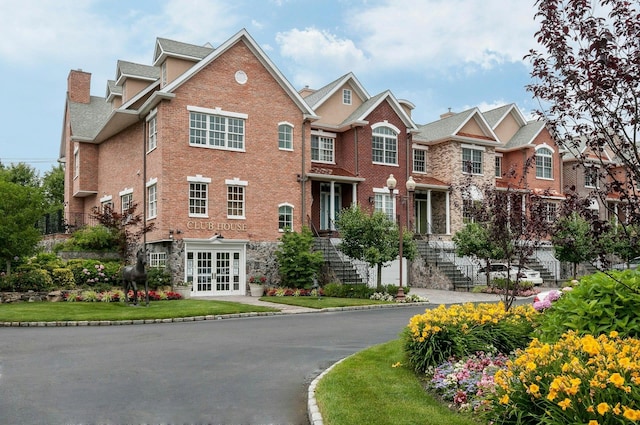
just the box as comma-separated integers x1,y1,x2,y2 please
386,174,416,301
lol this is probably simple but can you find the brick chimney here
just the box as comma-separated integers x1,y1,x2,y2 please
67,69,91,104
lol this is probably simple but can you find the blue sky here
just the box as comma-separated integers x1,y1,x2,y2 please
0,0,541,176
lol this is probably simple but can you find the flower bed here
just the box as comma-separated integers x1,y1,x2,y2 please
264,287,324,297
63,289,182,302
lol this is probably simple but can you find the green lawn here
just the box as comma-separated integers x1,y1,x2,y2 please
0,299,277,322
315,339,482,425
259,296,393,309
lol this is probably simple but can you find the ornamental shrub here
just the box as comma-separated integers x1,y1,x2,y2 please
67,259,121,288
535,270,640,343
2,269,54,292
63,224,120,252
404,302,537,373
486,331,640,424
274,227,324,289
51,268,75,289
320,282,374,298
147,267,172,289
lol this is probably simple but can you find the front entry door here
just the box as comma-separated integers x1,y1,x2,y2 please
320,183,341,230
187,247,243,296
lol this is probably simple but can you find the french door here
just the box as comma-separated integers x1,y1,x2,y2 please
186,246,244,296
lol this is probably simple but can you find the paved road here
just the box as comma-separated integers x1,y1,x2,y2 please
0,305,430,425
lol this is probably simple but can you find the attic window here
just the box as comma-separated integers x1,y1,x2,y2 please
343,89,352,105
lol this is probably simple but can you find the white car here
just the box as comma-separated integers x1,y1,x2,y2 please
476,263,544,286
611,256,640,270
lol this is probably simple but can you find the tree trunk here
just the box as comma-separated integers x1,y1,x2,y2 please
376,263,383,290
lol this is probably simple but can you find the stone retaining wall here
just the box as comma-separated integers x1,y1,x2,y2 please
0,290,65,303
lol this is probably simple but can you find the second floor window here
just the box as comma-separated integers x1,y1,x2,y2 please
413,148,426,173
189,110,245,151
278,123,293,150
495,156,502,177
462,147,483,174
227,185,245,218
311,134,335,163
585,166,599,188
189,182,208,217
121,192,133,214
372,126,398,165
536,147,553,179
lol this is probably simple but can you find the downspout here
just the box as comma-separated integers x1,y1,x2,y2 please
354,125,359,176
300,118,308,228
143,118,147,248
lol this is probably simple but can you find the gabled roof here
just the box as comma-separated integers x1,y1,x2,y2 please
105,80,122,101
303,72,370,110
336,90,418,131
562,136,615,163
162,28,318,119
414,108,499,146
115,60,160,85
500,120,545,151
153,38,214,66
482,103,527,129
67,96,113,141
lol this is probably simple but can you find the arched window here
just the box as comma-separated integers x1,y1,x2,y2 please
535,147,553,179
372,125,398,165
278,123,293,150
278,204,293,231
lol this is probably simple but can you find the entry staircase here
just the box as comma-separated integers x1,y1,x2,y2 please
416,240,475,291
313,238,367,285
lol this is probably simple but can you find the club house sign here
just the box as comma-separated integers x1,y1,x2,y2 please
186,221,247,232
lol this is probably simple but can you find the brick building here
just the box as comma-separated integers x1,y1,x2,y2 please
60,29,577,294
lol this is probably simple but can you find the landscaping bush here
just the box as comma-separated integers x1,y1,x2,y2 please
486,331,640,424
1,269,54,292
51,267,75,289
66,259,121,288
404,302,537,373
60,224,120,252
535,270,640,343
147,266,172,289
321,282,374,298
274,227,324,289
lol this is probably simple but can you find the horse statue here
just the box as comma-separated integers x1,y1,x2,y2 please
122,249,147,305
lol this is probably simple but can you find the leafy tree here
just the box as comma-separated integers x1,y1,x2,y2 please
0,162,40,188
274,227,324,288
41,165,64,207
527,0,640,260
0,180,45,274
88,204,154,260
453,222,504,286
336,205,416,290
609,223,640,268
552,213,597,279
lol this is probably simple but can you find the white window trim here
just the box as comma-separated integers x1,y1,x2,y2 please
278,121,294,151
495,153,503,178
146,178,158,220
535,145,554,180
226,178,247,220
311,130,336,164
278,202,294,232
343,88,352,105
100,195,112,204
119,188,133,197
73,145,79,178
187,105,248,120
461,145,485,175
188,176,210,218
371,122,400,166
412,146,428,174
187,174,212,183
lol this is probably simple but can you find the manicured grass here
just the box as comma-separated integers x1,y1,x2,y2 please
259,296,393,309
0,300,278,322
315,339,482,425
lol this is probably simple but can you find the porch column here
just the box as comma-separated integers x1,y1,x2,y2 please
352,182,357,206
521,194,526,217
427,190,432,235
445,191,451,235
330,181,336,231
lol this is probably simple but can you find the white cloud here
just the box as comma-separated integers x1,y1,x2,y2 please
275,27,369,87
348,0,537,72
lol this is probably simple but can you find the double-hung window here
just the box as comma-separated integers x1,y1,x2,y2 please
188,175,211,217
311,132,335,163
226,178,247,219
372,125,398,165
585,166,599,188
149,252,167,268
374,190,395,222
343,89,352,105
120,190,133,214
278,122,293,150
544,202,558,223
462,146,483,174
278,203,293,231
188,106,246,151
147,179,158,219
413,148,427,173
495,155,502,177
535,147,553,179
147,115,158,152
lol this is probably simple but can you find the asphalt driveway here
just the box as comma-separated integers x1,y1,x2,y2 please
0,305,429,424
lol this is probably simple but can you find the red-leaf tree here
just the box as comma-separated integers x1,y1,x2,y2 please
526,0,640,264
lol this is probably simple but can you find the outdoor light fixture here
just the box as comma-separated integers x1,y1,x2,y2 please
386,174,416,301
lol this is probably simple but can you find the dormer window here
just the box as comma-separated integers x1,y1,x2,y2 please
343,89,352,105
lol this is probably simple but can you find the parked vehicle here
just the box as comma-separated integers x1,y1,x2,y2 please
611,256,640,270
475,263,544,286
